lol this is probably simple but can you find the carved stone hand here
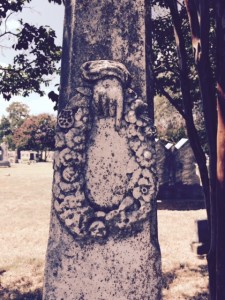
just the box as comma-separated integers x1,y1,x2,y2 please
81,60,131,131
93,77,123,130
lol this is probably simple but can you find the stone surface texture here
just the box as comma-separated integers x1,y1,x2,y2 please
44,1,162,299
59,0,148,111
86,118,130,209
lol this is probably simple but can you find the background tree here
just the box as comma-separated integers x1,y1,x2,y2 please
154,95,187,143
0,0,63,102
6,101,30,129
152,1,225,298
214,1,225,298
0,101,30,149
0,116,13,147
152,0,211,222
0,116,11,139
13,113,56,160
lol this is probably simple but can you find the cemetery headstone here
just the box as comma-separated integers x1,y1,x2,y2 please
191,219,209,255
8,151,17,164
156,140,176,199
174,138,204,199
43,1,162,299
0,142,10,167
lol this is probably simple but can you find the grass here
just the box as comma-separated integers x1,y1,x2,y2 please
0,163,208,299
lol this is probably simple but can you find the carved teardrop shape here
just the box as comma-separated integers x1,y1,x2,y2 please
86,118,130,209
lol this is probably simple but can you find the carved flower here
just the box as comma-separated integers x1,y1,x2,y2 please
59,181,80,193
132,177,154,203
125,110,137,124
59,193,85,213
135,145,151,167
62,166,79,183
125,99,149,128
59,148,85,166
65,128,86,150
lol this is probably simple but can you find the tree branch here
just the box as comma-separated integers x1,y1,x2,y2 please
0,31,20,38
176,0,185,8
157,85,186,118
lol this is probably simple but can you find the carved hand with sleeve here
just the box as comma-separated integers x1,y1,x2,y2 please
81,60,131,131
93,77,123,130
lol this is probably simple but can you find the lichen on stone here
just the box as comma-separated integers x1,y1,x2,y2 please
53,61,157,242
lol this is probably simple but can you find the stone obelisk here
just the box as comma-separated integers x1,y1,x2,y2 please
43,1,162,299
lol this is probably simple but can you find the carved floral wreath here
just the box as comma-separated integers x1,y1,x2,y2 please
53,60,157,242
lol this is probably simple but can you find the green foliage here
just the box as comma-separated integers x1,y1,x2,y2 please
152,1,216,152
0,116,11,139
48,0,64,4
0,116,15,148
0,1,32,20
154,95,187,143
0,101,30,149
0,0,62,101
6,101,30,129
152,2,199,109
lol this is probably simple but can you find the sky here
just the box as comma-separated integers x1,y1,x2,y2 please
0,0,64,117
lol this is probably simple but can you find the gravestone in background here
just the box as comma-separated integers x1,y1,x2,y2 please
0,142,10,167
156,140,176,199
156,139,204,200
174,138,204,199
43,1,162,299
8,151,17,164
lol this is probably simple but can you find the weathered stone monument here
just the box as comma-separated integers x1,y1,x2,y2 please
0,142,10,167
43,1,162,299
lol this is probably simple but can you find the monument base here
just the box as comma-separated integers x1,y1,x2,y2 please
44,211,161,300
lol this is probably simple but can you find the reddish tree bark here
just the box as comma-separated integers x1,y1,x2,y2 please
166,0,211,224
158,1,225,298
184,1,217,297
214,1,225,298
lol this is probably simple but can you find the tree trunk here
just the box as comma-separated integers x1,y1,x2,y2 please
44,149,47,162
184,1,217,298
214,1,225,298
167,0,211,219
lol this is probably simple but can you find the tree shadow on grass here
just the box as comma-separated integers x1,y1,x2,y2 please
182,266,209,300
0,287,42,300
162,269,178,290
0,272,42,300
183,291,209,300
0,264,208,299
162,263,209,299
